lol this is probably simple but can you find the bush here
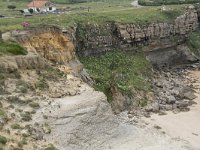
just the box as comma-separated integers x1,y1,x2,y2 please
7,5,16,10
29,102,40,109
11,123,21,129
0,109,8,122
44,144,57,150
0,135,7,145
20,112,32,121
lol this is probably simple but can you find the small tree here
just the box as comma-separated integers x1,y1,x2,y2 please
7,5,16,10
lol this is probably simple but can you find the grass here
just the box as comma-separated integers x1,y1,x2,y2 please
0,41,27,56
138,0,200,6
0,0,186,31
187,29,200,56
80,50,152,102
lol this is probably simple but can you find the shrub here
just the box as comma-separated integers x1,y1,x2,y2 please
0,109,8,122
44,144,57,150
20,112,32,121
7,5,16,10
29,102,40,109
0,135,7,145
11,123,21,129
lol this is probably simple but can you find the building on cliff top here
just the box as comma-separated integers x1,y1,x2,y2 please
27,0,56,13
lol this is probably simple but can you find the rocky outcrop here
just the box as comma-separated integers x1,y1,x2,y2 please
146,44,199,68
76,9,199,56
117,10,198,48
0,55,47,73
76,23,118,56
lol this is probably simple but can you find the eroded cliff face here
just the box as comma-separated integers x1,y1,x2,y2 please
76,9,199,57
17,26,75,65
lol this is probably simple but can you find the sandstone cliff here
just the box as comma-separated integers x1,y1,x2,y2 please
16,26,75,65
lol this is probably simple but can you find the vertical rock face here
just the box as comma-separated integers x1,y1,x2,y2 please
76,9,199,56
16,26,76,65
76,23,118,56
116,9,199,49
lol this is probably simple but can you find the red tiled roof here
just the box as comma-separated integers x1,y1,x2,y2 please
27,0,49,8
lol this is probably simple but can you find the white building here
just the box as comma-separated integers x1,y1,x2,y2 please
27,0,56,13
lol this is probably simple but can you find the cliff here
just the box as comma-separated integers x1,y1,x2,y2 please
76,9,199,56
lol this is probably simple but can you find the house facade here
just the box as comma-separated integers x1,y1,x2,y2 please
27,0,56,13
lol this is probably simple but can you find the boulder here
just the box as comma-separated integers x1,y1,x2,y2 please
184,91,197,100
166,95,176,104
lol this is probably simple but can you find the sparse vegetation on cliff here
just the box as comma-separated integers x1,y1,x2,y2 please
187,29,200,57
0,41,27,56
80,50,152,102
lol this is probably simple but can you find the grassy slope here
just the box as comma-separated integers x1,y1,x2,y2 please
80,50,152,102
0,0,186,31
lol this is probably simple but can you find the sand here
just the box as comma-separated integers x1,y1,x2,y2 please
143,70,200,149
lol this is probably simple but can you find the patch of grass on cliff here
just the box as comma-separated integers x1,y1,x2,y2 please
80,50,152,102
0,41,27,56
187,30,200,57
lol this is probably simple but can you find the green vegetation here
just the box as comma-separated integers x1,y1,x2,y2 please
0,41,27,56
44,144,57,150
0,108,8,122
80,50,152,102
0,0,186,31
187,30,200,56
20,112,32,121
138,0,200,6
0,135,7,145
29,102,40,109
11,123,21,129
